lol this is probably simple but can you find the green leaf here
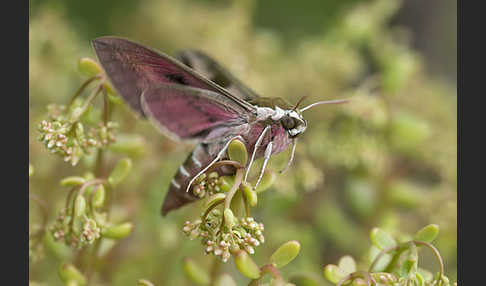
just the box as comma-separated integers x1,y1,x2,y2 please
108,134,146,157
413,224,439,243
228,139,248,165
74,195,86,217
323,264,347,284
242,181,258,207
91,184,105,208
270,240,301,268
183,258,210,286
102,222,133,239
60,176,86,187
288,273,319,286
219,176,235,193
205,193,226,209
29,164,34,177
370,228,397,250
213,274,237,286
78,57,103,77
58,262,86,286
255,170,276,193
138,279,155,286
338,255,356,275
108,158,132,187
224,208,236,229
234,250,261,279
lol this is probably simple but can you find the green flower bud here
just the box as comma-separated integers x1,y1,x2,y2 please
60,176,86,187
234,250,261,279
213,274,237,286
338,255,356,275
74,195,86,218
323,264,347,284
270,240,301,268
78,57,103,77
370,228,397,250
228,139,248,166
91,184,105,208
182,258,210,286
108,158,132,187
102,222,133,239
413,224,439,243
255,170,276,193
242,182,258,207
58,262,87,285
224,208,236,229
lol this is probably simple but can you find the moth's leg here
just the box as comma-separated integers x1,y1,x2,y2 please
185,135,244,193
244,125,271,182
279,138,298,174
254,140,273,190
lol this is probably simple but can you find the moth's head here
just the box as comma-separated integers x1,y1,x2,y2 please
281,110,307,138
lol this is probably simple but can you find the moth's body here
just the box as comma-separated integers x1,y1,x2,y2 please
92,36,342,216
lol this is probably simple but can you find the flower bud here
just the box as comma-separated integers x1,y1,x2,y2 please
102,222,133,239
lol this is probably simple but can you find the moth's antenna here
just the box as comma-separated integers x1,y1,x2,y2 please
292,95,309,111
300,99,350,112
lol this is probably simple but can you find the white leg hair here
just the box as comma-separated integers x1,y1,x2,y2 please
244,125,271,183
279,138,297,174
254,141,273,190
185,135,244,193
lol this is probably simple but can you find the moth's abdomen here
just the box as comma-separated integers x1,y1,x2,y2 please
161,144,215,216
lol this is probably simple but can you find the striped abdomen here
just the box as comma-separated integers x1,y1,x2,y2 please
161,142,223,216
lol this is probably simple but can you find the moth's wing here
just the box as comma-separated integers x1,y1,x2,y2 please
176,50,261,103
92,37,256,118
141,83,250,143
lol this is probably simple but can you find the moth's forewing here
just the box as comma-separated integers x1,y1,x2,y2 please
92,37,255,118
141,83,250,142
176,50,261,103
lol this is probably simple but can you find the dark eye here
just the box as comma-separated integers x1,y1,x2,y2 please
281,116,296,130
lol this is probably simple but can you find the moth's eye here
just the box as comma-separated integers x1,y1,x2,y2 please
281,116,296,130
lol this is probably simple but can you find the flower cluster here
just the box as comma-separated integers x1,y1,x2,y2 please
50,208,103,249
191,172,227,198
38,103,117,166
182,209,265,262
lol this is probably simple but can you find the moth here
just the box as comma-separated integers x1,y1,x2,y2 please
92,37,347,216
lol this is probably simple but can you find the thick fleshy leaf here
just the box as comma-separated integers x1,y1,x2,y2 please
288,273,319,286
413,224,439,243
108,158,132,187
60,176,86,187
78,57,103,77
255,170,276,193
370,228,397,250
102,222,134,239
270,240,301,268
242,182,258,207
234,250,261,279
228,139,248,166
74,195,86,217
58,263,86,285
91,184,106,208
323,264,347,284
338,255,357,275
213,274,237,286
183,258,210,286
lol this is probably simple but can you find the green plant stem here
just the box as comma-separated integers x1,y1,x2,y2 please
413,240,444,280
68,75,101,108
368,245,400,272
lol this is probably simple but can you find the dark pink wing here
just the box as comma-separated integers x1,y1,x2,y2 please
92,36,255,117
141,83,250,142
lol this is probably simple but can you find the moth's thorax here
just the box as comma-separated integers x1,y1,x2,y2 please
255,106,307,137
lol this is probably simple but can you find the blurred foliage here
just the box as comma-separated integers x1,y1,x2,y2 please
29,0,456,285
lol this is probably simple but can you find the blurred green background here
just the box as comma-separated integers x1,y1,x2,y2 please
29,0,457,285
